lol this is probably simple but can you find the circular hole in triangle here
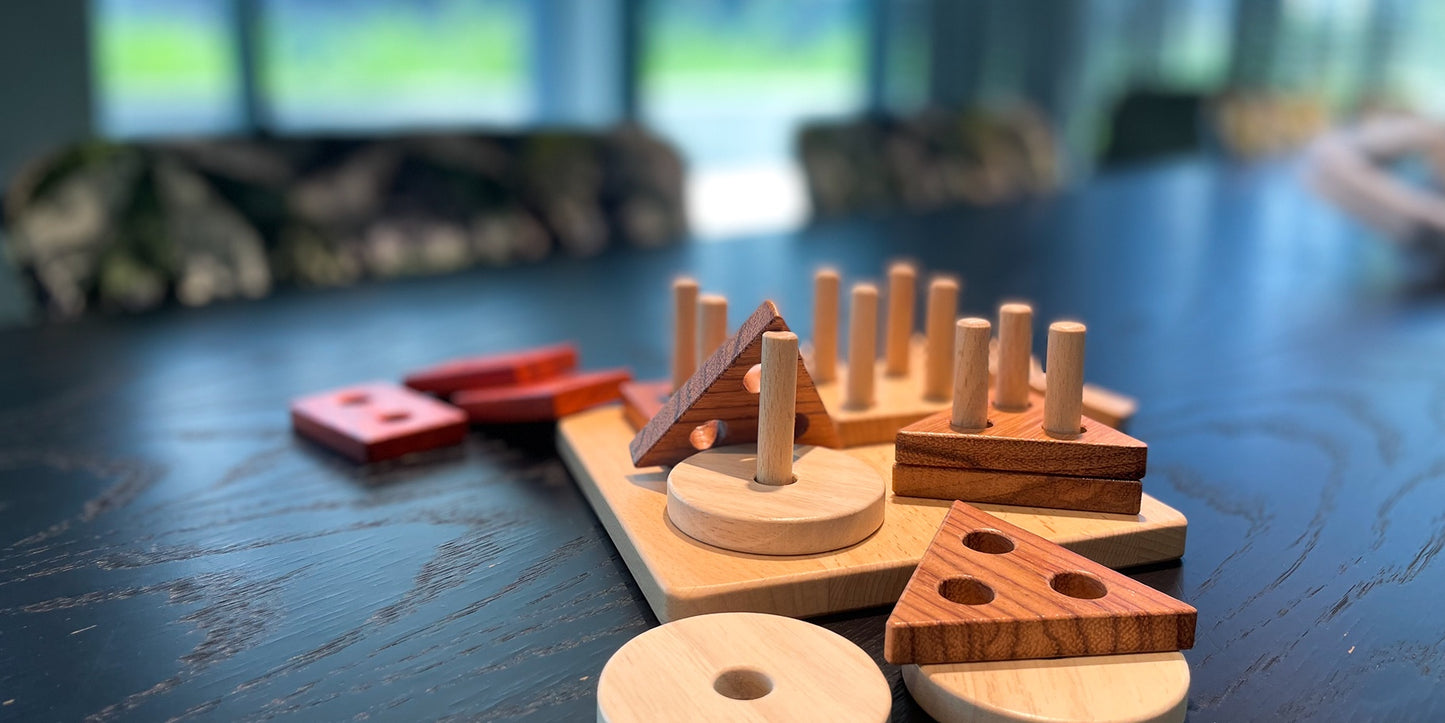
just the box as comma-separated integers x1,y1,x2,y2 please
937,576,994,605
690,420,728,450
1050,571,1108,600
962,530,1015,554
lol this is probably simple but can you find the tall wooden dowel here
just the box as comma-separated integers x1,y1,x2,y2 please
845,283,878,410
885,262,916,376
813,269,840,383
699,294,728,360
922,277,960,400
995,303,1033,411
951,318,992,431
756,331,798,486
672,278,699,391
1044,321,1086,438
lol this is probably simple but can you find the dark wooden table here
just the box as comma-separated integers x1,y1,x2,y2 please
3,158,1442,721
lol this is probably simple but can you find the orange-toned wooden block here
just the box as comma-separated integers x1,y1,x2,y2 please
452,368,630,423
893,395,1147,479
291,381,467,463
891,464,1142,515
404,343,577,395
885,501,1195,665
620,379,671,430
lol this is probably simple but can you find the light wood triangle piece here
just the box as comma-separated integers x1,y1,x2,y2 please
885,501,1195,665
630,300,840,467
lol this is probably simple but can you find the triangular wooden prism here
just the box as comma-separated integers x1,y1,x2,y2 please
885,501,1195,665
893,394,1147,479
630,300,840,467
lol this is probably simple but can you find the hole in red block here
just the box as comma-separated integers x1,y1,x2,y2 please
338,393,370,406
379,411,412,423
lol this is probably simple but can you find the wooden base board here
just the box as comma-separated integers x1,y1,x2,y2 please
557,404,1188,622
815,337,950,447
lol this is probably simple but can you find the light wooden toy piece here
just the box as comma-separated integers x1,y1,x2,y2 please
672,277,699,391
597,612,892,723
630,301,839,468
557,404,1189,622
845,283,878,410
903,652,1189,723
885,262,917,376
812,269,840,383
995,303,1032,412
1029,354,1139,430
1044,321,1086,439
755,331,797,486
700,294,729,361
923,277,960,401
951,318,991,431
885,501,1196,665
891,465,1143,515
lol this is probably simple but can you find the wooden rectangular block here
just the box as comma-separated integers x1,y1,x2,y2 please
885,501,1196,665
290,381,467,462
558,404,1188,622
894,399,1147,479
620,379,671,430
452,368,630,423
891,463,1143,515
404,343,577,394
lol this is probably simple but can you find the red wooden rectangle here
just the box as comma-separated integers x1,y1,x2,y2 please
403,343,577,394
620,379,671,430
291,382,468,462
453,369,631,423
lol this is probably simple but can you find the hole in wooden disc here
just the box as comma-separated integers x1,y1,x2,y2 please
937,576,995,605
338,393,370,406
962,530,1015,554
742,364,762,394
792,413,809,439
689,420,727,450
1050,571,1108,599
378,411,411,423
714,668,772,700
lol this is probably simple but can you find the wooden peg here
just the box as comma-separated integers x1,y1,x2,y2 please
885,262,917,376
672,278,699,391
699,294,728,360
1044,321,1086,439
923,277,960,400
995,303,1032,411
756,331,798,486
846,283,879,410
951,318,991,431
813,269,840,383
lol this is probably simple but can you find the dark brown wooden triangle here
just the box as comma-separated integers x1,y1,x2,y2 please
630,300,839,467
884,501,1195,665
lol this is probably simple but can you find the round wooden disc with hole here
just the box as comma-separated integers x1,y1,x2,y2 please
665,444,886,555
903,651,1189,723
597,612,891,723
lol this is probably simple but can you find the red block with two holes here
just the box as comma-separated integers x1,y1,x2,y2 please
291,382,468,462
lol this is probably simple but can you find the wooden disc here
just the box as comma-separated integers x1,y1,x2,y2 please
598,612,892,723
904,652,1189,723
666,444,886,555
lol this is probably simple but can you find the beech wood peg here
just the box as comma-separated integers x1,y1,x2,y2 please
951,318,991,432
885,262,917,376
672,278,699,391
813,269,840,383
1044,321,1087,438
699,294,728,360
995,303,1033,411
923,277,960,400
756,331,798,486
846,283,879,410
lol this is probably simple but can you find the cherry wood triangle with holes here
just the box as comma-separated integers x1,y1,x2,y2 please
885,501,1196,665
630,300,840,468
893,393,1147,479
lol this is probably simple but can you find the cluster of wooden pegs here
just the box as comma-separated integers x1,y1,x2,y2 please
619,277,731,429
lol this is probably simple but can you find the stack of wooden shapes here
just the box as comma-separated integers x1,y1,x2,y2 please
404,342,630,423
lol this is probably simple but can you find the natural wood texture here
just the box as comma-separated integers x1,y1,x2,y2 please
560,404,1187,622
673,277,700,391
892,464,1143,515
631,301,839,468
666,444,886,555
597,613,892,723
885,501,1196,665
755,331,798,486
290,381,467,463
952,319,991,432
903,652,1189,723
1044,322,1087,438
620,379,671,429
845,283,879,409
402,342,577,394
894,395,1148,479
699,294,729,360
923,277,960,401
812,269,840,383
450,368,630,423
995,304,1032,412
817,336,952,446
886,262,917,376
